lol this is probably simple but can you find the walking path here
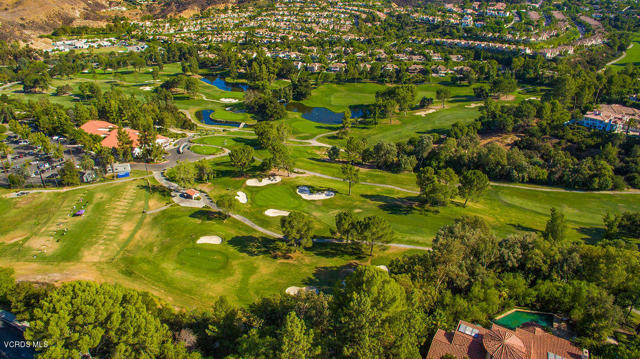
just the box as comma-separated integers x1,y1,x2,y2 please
288,131,337,148
490,182,640,194
4,175,152,198
151,165,431,250
602,42,635,71
0,81,18,91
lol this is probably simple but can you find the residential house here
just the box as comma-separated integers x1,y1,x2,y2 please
578,104,640,135
426,320,589,359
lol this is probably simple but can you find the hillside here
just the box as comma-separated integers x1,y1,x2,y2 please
0,0,120,42
147,0,240,17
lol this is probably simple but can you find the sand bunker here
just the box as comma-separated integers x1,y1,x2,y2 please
285,286,319,296
297,186,335,200
376,265,389,272
265,209,290,217
465,103,484,108
219,98,240,103
415,108,438,116
246,176,281,187
235,191,248,204
197,236,222,244
141,86,153,91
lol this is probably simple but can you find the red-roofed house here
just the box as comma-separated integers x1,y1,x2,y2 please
426,320,588,359
80,120,170,157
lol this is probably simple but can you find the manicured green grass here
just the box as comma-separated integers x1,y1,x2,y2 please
189,145,225,155
102,206,417,307
205,157,640,247
0,176,417,307
609,35,640,71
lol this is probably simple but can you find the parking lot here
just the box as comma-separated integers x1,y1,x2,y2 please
1,134,85,187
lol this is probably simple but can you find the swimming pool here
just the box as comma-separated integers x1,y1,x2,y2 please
493,310,554,330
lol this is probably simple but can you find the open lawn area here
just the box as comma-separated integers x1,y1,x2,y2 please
608,34,640,71
0,177,419,307
203,156,640,247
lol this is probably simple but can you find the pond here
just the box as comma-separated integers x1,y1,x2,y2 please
493,310,554,330
196,110,242,127
285,103,368,125
201,77,249,92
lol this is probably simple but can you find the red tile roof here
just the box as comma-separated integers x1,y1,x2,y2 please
80,120,116,137
80,120,168,149
185,189,199,197
426,320,585,359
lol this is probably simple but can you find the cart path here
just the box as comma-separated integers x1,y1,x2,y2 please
152,169,431,250
4,175,153,197
602,42,635,70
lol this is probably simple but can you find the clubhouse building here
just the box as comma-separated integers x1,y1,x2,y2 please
80,120,169,157
426,320,588,359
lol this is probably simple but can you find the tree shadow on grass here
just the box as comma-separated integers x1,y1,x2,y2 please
227,235,277,256
137,183,172,198
307,241,365,259
360,194,419,215
507,223,539,233
576,226,606,244
302,262,361,292
189,209,227,221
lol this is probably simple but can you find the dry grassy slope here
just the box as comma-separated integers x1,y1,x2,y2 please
148,0,239,18
0,0,120,41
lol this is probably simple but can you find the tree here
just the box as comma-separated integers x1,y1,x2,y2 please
151,67,160,80
543,207,566,242
217,194,238,221
25,281,195,359
168,161,196,187
279,311,317,359
327,146,340,162
116,127,133,161
355,216,393,256
80,155,94,171
435,88,450,108
229,144,255,176
9,120,31,139
341,164,360,195
416,167,459,206
280,211,314,248
184,77,199,98
419,96,434,108
335,210,357,242
59,160,80,186
345,136,366,164
459,170,490,207
473,86,490,100
332,266,423,358
0,267,14,302
8,173,25,189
